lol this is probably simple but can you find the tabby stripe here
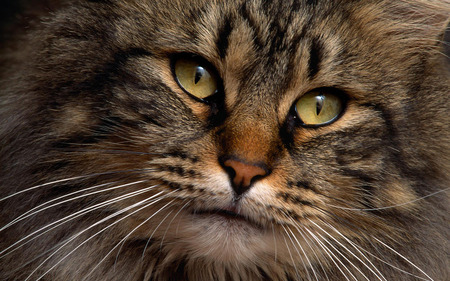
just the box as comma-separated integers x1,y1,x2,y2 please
52,116,138,147
306,0,318,5
81,47,153,93
358,103,434,200
308,37,323,79
216,15,233,59
267,21,286,57
257,267,271,281
238,2,265,50
111,48,153,68
67,47,152,96
87,0,113,3
101,47,153,84
444,23,450,64
340,168,377,184
163,151,199,163
291,0,302,11
277,192,313,206
358,103,429,197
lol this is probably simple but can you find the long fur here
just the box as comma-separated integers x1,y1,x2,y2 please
0,0,449,280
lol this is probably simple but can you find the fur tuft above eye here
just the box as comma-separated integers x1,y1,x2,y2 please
173,55,219,100
295,89,344,127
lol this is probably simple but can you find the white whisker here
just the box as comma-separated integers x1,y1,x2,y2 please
271,222,278,264
325,187,449,211
352,246,432,281
285,224,319,281
0,169,154,202
287,218,330,281
158,200,191,251
85,197,177,280
0,184,158,258
27,190,168,281
304,226,354,281
141,209,174,256
297,224,331,281
56,147,161,156
1,180,147,231
315,231,370,281
373,237,434,281
281,227,301,280
115,200,175,266
281,224,312,281
308,219,386,281
312,206,431,280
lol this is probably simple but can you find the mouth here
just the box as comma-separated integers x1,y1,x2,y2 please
195,208,245,220
192,206,264,229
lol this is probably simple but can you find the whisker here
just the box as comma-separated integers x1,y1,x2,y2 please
0,184,158,258
287,218,330,281
175,202,189,236
303,226,354,281
312,206,431,280
85,196,177,280
281,226,302,280
1,180,146,231
314,228,371,281
311,206,395,278
55,147,162,156
351,245,432,281
308,219,386,281
311,205,377,241
26,190,168,281
0,168,155,202
284,224,319,281
324,187,449,211
281,224,312,281
373,237,434,281
271,222,278,264
118,199,175,263
158,199,191,251
141,209,174,256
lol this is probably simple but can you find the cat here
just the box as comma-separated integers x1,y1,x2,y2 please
0,0,449,280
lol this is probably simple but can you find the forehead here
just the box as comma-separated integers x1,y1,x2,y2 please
111,0,402,111
134,1,351,94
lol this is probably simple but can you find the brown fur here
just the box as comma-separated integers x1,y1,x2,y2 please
0,0,449,280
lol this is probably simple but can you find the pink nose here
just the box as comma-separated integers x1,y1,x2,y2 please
223,159,268,196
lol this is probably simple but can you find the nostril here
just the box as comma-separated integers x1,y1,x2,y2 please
222,158,268,196
223,165,236,179
251,174,265,183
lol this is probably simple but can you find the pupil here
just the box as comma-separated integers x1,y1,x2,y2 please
315,95,324,116
194,66,205,84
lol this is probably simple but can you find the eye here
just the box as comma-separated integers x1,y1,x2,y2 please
295,90,344,126
173,56,218,100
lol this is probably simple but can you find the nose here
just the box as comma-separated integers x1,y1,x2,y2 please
223,158,268,197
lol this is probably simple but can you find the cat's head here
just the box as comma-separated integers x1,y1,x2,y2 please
1,0,449,280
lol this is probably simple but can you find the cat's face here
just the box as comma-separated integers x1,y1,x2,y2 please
1,0,449,280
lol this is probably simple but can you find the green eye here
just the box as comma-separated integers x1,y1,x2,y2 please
173,57,218,99
295,90,344,126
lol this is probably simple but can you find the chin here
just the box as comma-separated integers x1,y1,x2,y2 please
161,210,273,264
